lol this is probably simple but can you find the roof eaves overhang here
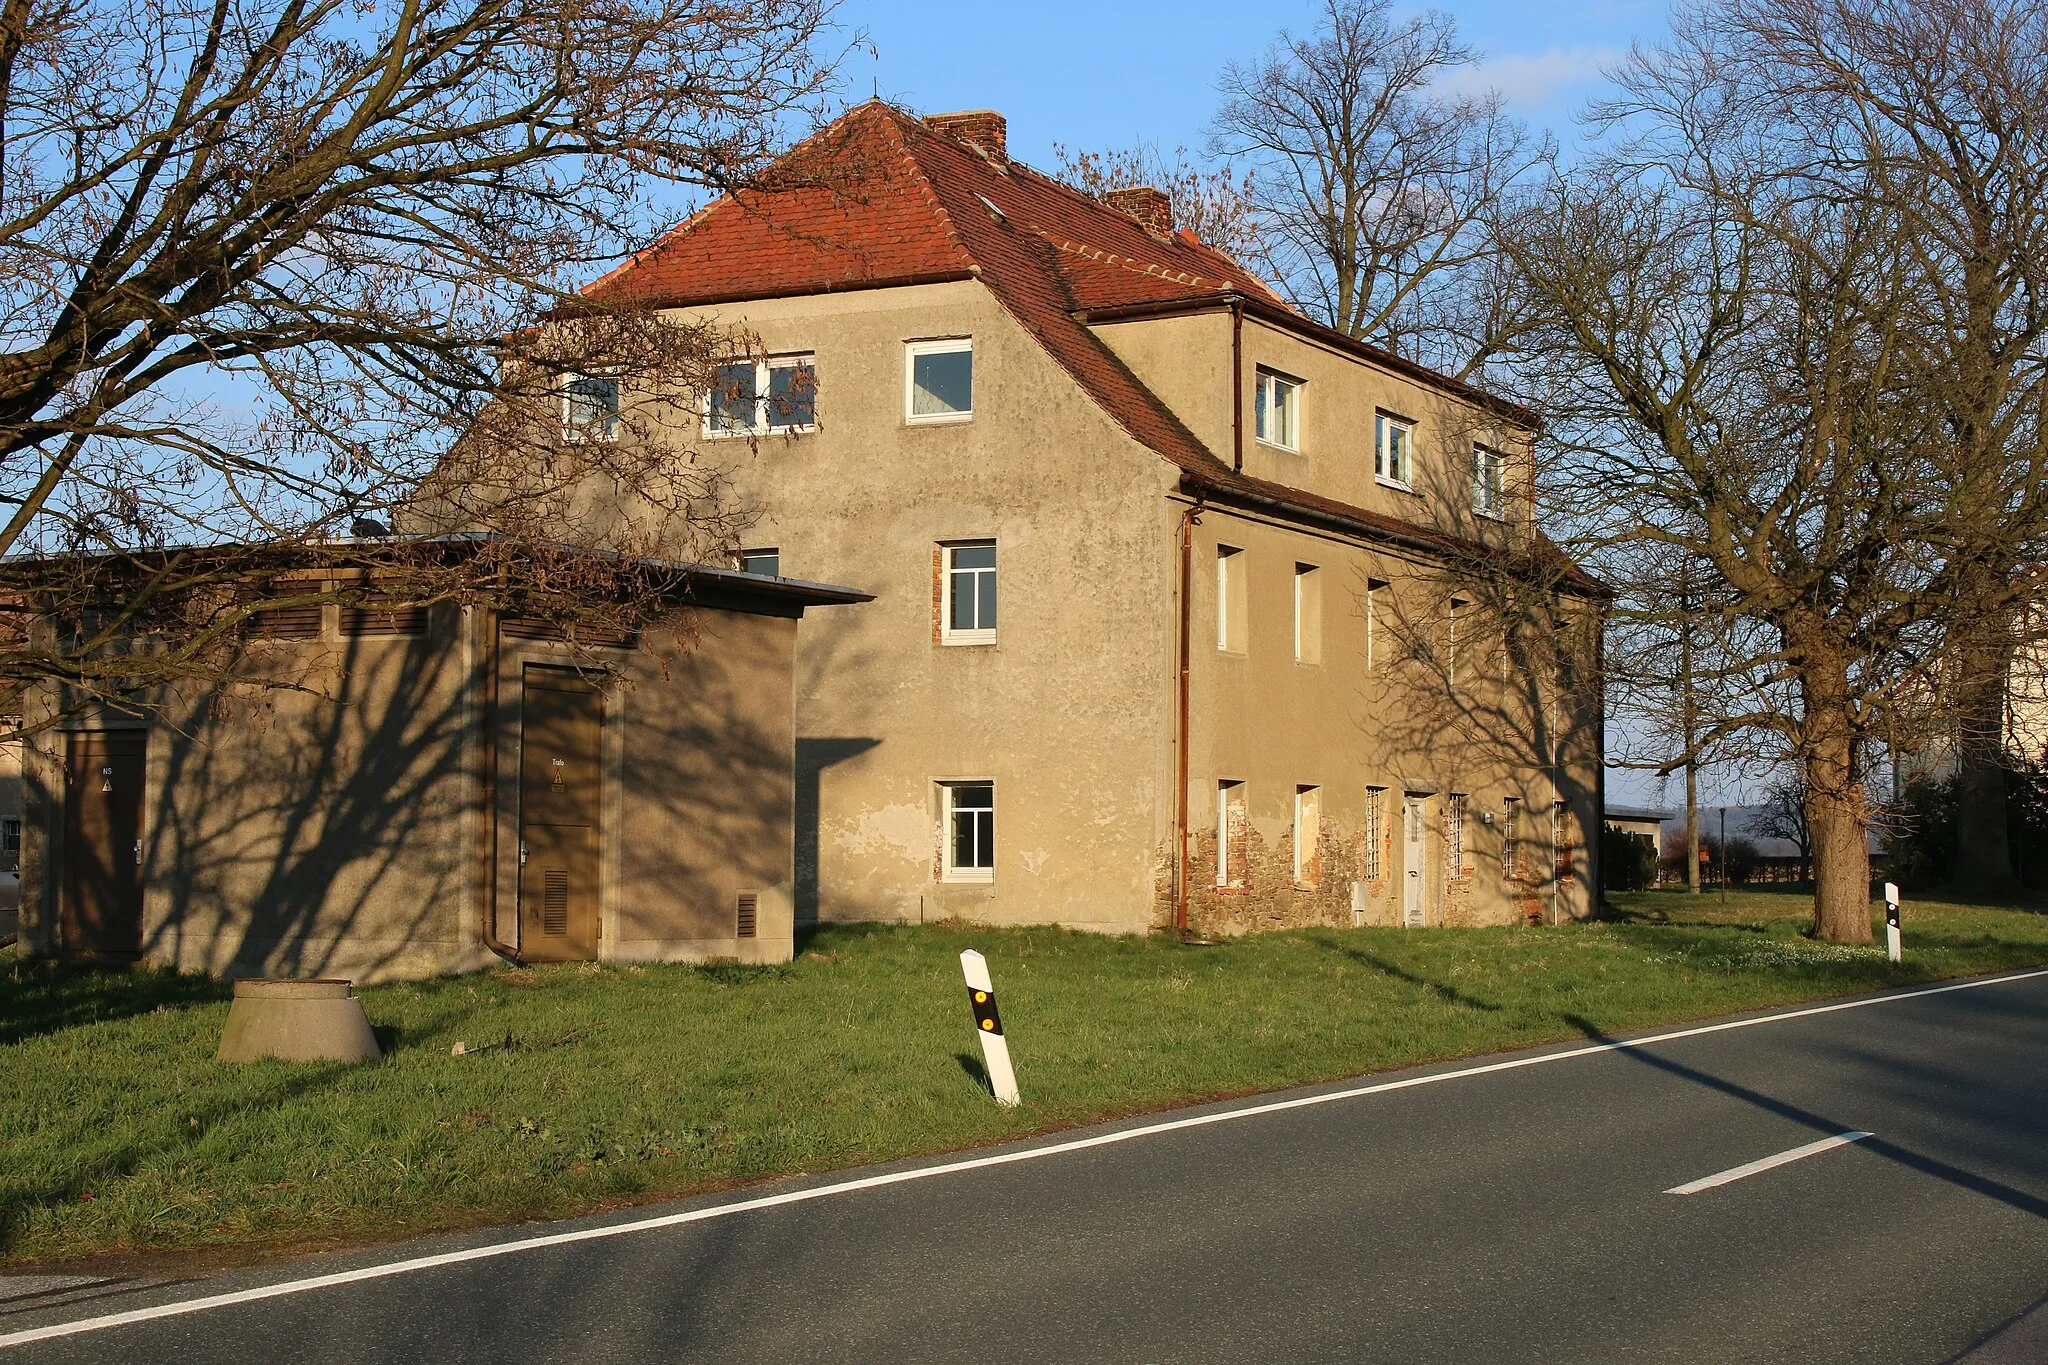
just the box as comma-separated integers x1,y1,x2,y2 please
581,269,979,318
1179,469,1610,600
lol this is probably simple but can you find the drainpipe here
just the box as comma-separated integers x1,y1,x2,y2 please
1230,297,1245,472
1175,498,1203,936
479,605,519,962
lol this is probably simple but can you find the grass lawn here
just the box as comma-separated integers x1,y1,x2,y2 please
3,887,2044,1272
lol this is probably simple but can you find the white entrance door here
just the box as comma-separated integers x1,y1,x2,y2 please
1402,795,1428,927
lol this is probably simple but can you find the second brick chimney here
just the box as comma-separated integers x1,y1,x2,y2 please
1102,186,1174,238
924,110,1007,160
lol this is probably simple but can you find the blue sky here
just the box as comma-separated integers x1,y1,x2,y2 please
837,0,1672,169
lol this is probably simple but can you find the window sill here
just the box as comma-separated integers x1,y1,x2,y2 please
1376,476,1418,495
1254,437,1301,454
560,431,621,445
702,425,817,440
941,870,995,885
1473,506,1508,522
906,412,974,426
941,631,996,647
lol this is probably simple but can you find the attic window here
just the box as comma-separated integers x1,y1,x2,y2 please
706,356,816,436
561,374,620,443
1254,369,1300,451
906,338,973,423
975,193,1006,224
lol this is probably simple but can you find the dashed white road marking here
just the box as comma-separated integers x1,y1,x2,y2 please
4,965,2044,1351
1665,1130,1874,1195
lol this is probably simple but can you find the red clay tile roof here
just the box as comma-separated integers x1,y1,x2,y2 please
586,102,1597,593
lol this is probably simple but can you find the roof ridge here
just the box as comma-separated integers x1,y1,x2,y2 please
874,106,976,272
1034,233,1222,290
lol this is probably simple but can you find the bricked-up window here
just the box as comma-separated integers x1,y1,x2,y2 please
1293,563,1322,664
561,373,619,443
1447,794,1466,880
1375,411,1413,486
1216,545,1246,653
1254,369,1300,450
907,338,973,422
1362,787,1386,878
942,781,995,882
739,548,779,577
1216,779,1247,887
707,356,816,435
1474,446,1506,517
941,541,996,645
1293,785,1321,887
1502,797,1520,880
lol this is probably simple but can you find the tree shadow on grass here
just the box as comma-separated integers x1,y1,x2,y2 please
0,959,231,1047
1305,935,1504,1013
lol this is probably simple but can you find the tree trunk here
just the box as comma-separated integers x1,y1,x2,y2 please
1800,645,1873,943
1951,625,2017,896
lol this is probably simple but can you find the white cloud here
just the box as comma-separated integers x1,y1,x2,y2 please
1444,45,1624,109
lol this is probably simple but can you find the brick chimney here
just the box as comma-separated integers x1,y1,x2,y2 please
1103,186,1174,238
924,110,1007,159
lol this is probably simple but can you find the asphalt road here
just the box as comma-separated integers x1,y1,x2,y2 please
5,969,2047,1363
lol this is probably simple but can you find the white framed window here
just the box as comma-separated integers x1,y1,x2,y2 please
1365,576,1387,672
1375,412,1412,487
1502,797,1520,880
941,540,997,645
942,781,995,882
1293,785,1321,887
1294,563,1322,664
706,355,816,436
1474,446,1506,517
1216,545,1246,653
907,338,973,422
561,373,620,443
1447,794,1466,879
1217,779,1247,887
1447,597,1466,687
1362,787,1385,879
738,548,779,577
1254,369,1300,450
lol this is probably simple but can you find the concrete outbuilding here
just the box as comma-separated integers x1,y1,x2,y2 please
14,552,868,981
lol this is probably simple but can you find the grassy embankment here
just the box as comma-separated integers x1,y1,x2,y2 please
2,887,2043,1271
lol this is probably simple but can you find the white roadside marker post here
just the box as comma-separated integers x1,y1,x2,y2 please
1884,882,1902,963
960,949,1020,1107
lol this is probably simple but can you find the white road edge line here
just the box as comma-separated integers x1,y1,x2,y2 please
4,965,2044,1350
1664,1130,1875,1195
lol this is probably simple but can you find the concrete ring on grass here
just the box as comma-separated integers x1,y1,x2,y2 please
217,978,382,1063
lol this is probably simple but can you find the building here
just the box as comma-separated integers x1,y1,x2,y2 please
568,102,1607,934
12,548,866,980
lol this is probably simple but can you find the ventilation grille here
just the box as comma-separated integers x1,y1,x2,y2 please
542,869,569,935
735,892,758,939
246,604,322,639
341,605,427,636
502,617,636,648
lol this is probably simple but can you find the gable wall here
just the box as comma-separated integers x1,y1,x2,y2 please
620,281,1181,930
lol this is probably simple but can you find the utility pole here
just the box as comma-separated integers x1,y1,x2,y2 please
1719,805,1728,903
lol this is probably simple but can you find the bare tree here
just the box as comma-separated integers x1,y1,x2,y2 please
1206,0,1550,375
1753,775,1813,883
1499,0,2048,942
1050,143,1261,264
0,0,847,729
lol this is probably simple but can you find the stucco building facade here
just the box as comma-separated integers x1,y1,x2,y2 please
578,103,1607,935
